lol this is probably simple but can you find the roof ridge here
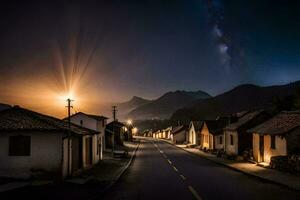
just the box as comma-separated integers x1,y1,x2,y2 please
16,107,70,131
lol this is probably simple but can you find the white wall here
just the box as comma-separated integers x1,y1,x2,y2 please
0,131,64,179
188,124,196,145
172,130,187,144
253,133,287,163
224,130,238,155
70,113,107,161
200,123,213,149
214,135,224,150
264,135,287,163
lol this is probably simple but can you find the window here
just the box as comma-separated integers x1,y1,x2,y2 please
219,136,223,144
230,135,234,145
9,135,31,156
271,135,276,149
80,120,83,126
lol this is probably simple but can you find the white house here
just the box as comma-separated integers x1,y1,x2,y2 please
67,112,108,162
198,122,214,150
249,111,300,164
170,125,188,144
223,110,270,156
204,119,229,151
188,121,203,146
0,106,97,179
163,127,172,139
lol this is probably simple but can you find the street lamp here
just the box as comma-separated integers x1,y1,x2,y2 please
132,127,138,135
127,119,132,125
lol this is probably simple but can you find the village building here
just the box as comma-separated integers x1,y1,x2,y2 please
105,121,126,150
188,121,203,146
162,127,172,139
249,111,300,164
170,125,188,144
198,122,214,150
67,112,108,162
0,106,97,179
223,110,270,156
205,120,229,151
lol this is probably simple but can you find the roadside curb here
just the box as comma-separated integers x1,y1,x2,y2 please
89,139,141,199
160,139,300,191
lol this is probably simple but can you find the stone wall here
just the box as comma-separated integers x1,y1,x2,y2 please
270,155,300,174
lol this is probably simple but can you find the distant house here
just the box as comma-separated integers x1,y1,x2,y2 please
67,112,108,162
162,127,172,139
153,130,162,139
152,131,157,138
249,111,300,164
198,122,214,150
170,125,188,144
223,110,270,156
0,106,97,179
105,121,125,149
205,120,229,151
188,121,203,146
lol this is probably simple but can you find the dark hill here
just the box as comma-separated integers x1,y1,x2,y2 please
128,90,211,120
171,81,300,121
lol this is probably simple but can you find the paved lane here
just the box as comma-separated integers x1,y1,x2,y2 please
103,138,300,200
102,138,195,200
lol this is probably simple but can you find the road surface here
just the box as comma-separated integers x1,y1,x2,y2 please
102,138,300,200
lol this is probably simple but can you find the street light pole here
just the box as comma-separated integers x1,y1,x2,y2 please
112,106,117,156
66,98,73,176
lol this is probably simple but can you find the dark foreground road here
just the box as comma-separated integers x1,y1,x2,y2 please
102,138,300,200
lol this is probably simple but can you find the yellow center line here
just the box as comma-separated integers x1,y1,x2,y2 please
188,186,203,200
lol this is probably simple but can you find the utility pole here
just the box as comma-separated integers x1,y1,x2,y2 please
66,98,73,176
112,106,117,156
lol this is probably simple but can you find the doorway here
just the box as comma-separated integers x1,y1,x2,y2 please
259,135,264,162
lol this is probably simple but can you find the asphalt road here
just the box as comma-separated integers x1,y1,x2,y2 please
102,138,300,200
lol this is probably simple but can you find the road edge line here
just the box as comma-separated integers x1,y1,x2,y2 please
160,139,300,192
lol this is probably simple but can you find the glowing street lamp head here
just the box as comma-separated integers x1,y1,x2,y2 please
127,119,132,125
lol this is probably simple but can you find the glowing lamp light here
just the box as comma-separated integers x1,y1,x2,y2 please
132,127,138,134
127,119,133,125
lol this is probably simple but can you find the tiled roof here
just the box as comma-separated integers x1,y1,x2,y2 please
205,120,228,135
224,110,264,131
171,125,187,135
0,106,97,135
106,121,125,130
248,111,300,135
190,121,204,132
67,112,108,121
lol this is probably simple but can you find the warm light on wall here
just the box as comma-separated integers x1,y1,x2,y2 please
132,127,138,134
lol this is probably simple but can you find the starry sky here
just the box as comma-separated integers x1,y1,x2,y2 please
0,0,300,117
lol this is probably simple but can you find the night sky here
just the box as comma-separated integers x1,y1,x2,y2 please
0,0,300,117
